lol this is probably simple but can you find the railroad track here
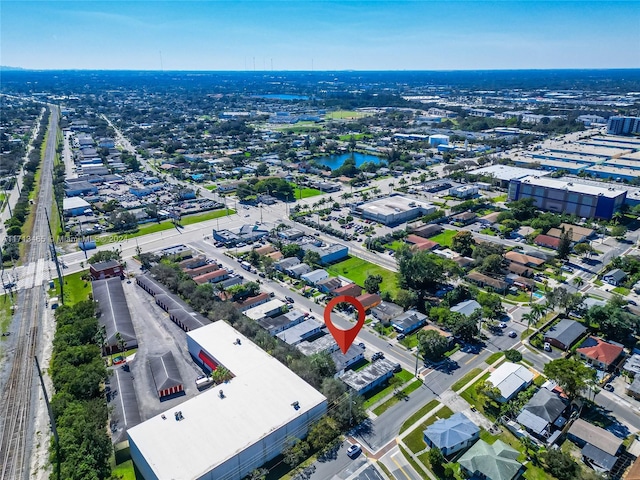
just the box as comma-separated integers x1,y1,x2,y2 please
0,105,58,480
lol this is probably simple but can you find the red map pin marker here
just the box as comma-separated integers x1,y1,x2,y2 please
324,295,366,354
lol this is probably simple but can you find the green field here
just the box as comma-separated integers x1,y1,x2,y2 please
429,230,457,247
294,187,323,199
325,110,372,120
275,121,323,133
326,256,399,296
95,209,235,246
50,270,91,306
338,133,372,141
204,184,217,191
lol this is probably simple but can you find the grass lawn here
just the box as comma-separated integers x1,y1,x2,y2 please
400,333,420,349
277,122,323,133
95,209,235,246
111,460,139,480
372,380,423,416
451,368,483,392
613,286,631,296
293,187,323,199
0,294,15,337
325,110,371,120
363,369,413,408
485,351,505,365
404,406,454,453
385,240,405,251
399,399,440,434
429,230,457,248
480,228,496,236
459,372,491,409
326,256,399,296
51,270,91,305
506,290,532,303
204,184,217,191
399,445,430,478
492,194,508,203
338,133,372,141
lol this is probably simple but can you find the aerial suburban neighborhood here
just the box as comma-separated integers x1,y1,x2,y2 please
1,68,640,480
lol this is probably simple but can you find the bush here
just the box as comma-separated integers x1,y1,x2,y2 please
505,349,522,362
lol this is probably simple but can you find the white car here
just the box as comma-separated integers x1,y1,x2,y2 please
499,322,507,329
544,342,552,351
346,443,362,458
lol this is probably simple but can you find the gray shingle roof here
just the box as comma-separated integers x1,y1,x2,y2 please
149,352,183,394
93,277,137,348
544,319,587,347
423,412,479,450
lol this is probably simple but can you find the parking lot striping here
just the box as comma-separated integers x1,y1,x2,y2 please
115,369,128,426
390,452,413,480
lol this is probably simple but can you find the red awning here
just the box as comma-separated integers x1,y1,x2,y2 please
198,350,217,371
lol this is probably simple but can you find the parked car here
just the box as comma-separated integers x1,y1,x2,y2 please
629,300,638,306
561,265,574,273
544,342,552,351
358,342,366,349
372,352,384,361
498,322,507,329
346,443,362,458
285,296,294,303
397,333,406,340
604,384,614,392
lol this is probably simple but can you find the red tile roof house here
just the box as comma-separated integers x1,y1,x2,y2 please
332,283,363,298
577,336,625,370
406,234,440,251
534,234,561,250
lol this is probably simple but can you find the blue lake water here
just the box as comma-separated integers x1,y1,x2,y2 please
315,152,383,169
253,94,309,100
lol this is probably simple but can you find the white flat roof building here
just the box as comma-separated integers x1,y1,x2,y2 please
353,195,435,226
468,165,551,182
487,362,534,403
128,321,327,480
243,299,285,321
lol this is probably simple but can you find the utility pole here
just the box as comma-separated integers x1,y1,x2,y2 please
45,209,64,304
35,355,60,480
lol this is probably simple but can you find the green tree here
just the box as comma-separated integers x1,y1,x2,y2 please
417,329,450,361
557,229,572,260
303,250,321,267
282,438,310,467
364,274,383,294
573,242,593,259
478,254,504,275
427,447,445,471
508,197,536,221
449,313,479,342
88,249,121,264
281,243,302,258
611,224,627,239
504,349,522,362
543,358,597,401
540,448,579,480
395,289,417,310
451,230,475,257
307,416,340,453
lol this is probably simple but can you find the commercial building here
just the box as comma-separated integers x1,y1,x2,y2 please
129,321,327,480
607,116,640,135
149,352,184,399
509,176,626,220
352,195,436,226
63,197,92,216
449,185,479,198
428,134,449,147
300,243,349,265
90,260,123,280
300,269,329,285
92,278,137,354
468,165,551,188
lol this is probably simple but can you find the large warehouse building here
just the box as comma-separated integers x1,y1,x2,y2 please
352,195,436,226
509,176,627,220
128,321,327,480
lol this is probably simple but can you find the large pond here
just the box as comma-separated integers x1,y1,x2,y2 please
315,152,383,170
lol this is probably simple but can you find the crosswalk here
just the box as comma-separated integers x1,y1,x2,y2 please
11,258,55,290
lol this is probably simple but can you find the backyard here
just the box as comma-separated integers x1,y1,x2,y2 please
429,230,457,248
50,270,91,306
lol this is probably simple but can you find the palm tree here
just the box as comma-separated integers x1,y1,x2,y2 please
613,211,623,225
522,312,537,331
572,277,584,289
95,325,107,356
531,303,546,322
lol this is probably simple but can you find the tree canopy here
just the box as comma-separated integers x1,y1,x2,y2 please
543,358,596,400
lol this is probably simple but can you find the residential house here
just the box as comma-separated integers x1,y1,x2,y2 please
275,257,301,272
405,234,440,251
234,293,271,312
301,269,329,285
391,310,428,335
331,344,366,376
544,319,587,350
372,301,404,325
421,325,453,345
276,318,324,345
412,224,443,239
450,211,477,225
622,354,640,377
243,299,286,321
547,224,594,243
627,376,640,400
604,268,627,286
534,234,561,250
316,277,342,294
458,440,523,480
567,419,623,473
516,388,568,441
479,212,501,226
356,293,382,311
508,263,532,278
486,362,534,403
505,251,545,268
340,358,399,394
288,263,312,278
450,299,482,317
193,269,229,285
576,336,624,370
332,283,363,298
465,272,509,293
257,310,306,335
423,413,480,456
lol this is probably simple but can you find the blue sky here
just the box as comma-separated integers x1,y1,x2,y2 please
2,1,639,70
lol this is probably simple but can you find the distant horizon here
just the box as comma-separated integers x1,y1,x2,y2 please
2,2,638,71
3,66,640,73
